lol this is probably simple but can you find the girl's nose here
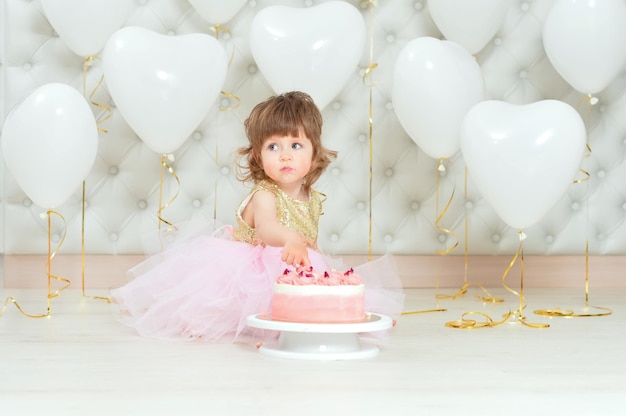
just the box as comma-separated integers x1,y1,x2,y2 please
280,150,292,161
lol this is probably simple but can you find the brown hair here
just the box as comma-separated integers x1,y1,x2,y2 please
237,91,337,191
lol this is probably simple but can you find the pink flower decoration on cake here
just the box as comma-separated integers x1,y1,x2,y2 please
275,266,362,285
315,270,338,285
342,268,363,285
293,269,316,285
321,269,342,285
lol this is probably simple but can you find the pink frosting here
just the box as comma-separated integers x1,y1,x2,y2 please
276,266,363,286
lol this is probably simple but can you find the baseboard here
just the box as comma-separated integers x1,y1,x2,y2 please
2,254,624,289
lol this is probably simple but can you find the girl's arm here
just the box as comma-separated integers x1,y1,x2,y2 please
248,190,312,267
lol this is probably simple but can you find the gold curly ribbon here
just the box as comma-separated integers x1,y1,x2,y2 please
573,143,592,185
362,63,379,87
211,24,229,41
489,230,544,327
431,159,459,305
436,165,472,300
434,159,459,256
158,154,180,235
533,94,611,318
83,56,112,133
436,282,468,300
500,231,524,301
45,210,72,304
218,90,240,112
534,305,612,318
445,230,549,329
398,88,452,313
0,210,71,318
401,307,450,316
436,281,505,302
213,24,237,72
445,310,513,329
211,25,239,113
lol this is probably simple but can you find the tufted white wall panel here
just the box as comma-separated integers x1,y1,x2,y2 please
1,0,626,258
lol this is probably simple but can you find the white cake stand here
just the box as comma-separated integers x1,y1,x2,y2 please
246,313,393,361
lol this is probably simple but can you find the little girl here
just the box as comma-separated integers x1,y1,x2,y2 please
110,91,404,343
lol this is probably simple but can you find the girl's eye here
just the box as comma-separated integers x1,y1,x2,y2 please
292,143,302,150
268,143,278,151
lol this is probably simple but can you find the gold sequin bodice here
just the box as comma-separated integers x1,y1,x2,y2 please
234,180,324,245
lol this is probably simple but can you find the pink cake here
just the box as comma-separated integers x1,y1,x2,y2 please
270,267,366,323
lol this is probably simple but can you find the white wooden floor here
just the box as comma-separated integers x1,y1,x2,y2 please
1,281,625,416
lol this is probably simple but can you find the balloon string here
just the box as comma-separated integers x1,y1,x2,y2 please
213,24,237,86
361,0,377,261
211,24,230,41
573,95,592,183
514,237,550,328
211,22,239,112
81,182,110,303
501,231,524,301
434,280,505,303
158,154,180,233
585,239,589,304
83,56,112,133
1,211,71,318
573,143,592,184
45,210,72,303
400,164,459,315
437,165,470,301
534,305,612,318
464,166,469,284
401,307,449,316
533,94,611,319
213,91,241,220
218,90,240,112
445,230,549,329
0,297,49,319
444,310,513,329
576,95,593,300
434,159,459,256
211,24,239,113
80,56,110,303
213,144,219,222
432,159,458,305
210,23,240,220
362,0,440,315
436,282,468,300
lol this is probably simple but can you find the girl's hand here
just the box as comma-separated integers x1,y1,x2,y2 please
282,237,310,267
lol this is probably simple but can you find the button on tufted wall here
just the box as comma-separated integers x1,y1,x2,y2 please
1,0,626,260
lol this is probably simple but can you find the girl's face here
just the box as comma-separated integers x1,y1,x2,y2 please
260,131,313,193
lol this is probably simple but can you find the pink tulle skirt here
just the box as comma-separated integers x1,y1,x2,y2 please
110,225,405,344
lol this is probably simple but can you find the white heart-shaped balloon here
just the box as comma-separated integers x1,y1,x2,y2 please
460,100,586,230
102,27,228,155
188,0,247,25
543,0,626,94
428,0,509,55
392,37,485,159
41,0,132,56
249,1,365,110
2,83,99,209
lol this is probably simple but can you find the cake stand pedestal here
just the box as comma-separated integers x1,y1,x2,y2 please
246,313,392,361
